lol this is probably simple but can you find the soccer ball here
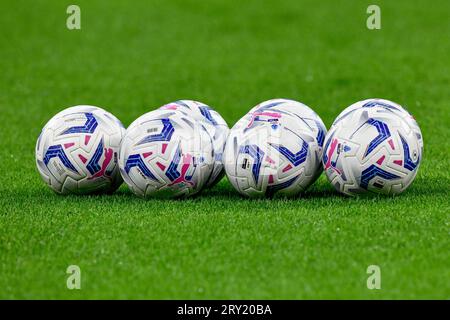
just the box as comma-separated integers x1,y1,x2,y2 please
323,103,423,196
223,99,326,197
119,109,214,198
159,100,229,187
36,105,125,194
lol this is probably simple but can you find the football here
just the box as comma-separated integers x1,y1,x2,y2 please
223,99,326,197
323,103,423,195
35,105,125,194
119,109,215,198
159,100,229,187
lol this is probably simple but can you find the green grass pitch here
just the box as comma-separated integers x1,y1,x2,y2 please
0,0,449,299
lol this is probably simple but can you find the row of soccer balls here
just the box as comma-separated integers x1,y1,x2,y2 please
36,98,423,197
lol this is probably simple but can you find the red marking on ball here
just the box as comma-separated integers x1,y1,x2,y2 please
64,142,75,149
156,162,166,171
78,154,88,163
376,155,386,165
266,156,275,164
388,139,395,150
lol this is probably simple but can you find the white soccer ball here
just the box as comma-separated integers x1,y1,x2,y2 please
323,103,423,196
223,99,326,197
35,105,125,194
159,100,229,187
119,109,214,198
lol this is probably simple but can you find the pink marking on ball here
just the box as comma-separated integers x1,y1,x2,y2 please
393,160,403,166
266,156,275,164
162,143,168,154
268,175,274,184
78,154,88,163
89,148,113,180
64,142,75,149
143,152,153,158
161,103,179,110
282,164,293,172
388,139,395,150
324,138,338,170
247,111,282,128
376,155,386,165
168,153,194,187
156,162,166,171
84,135,91,145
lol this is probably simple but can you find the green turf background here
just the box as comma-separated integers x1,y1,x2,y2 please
0,0,449,299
